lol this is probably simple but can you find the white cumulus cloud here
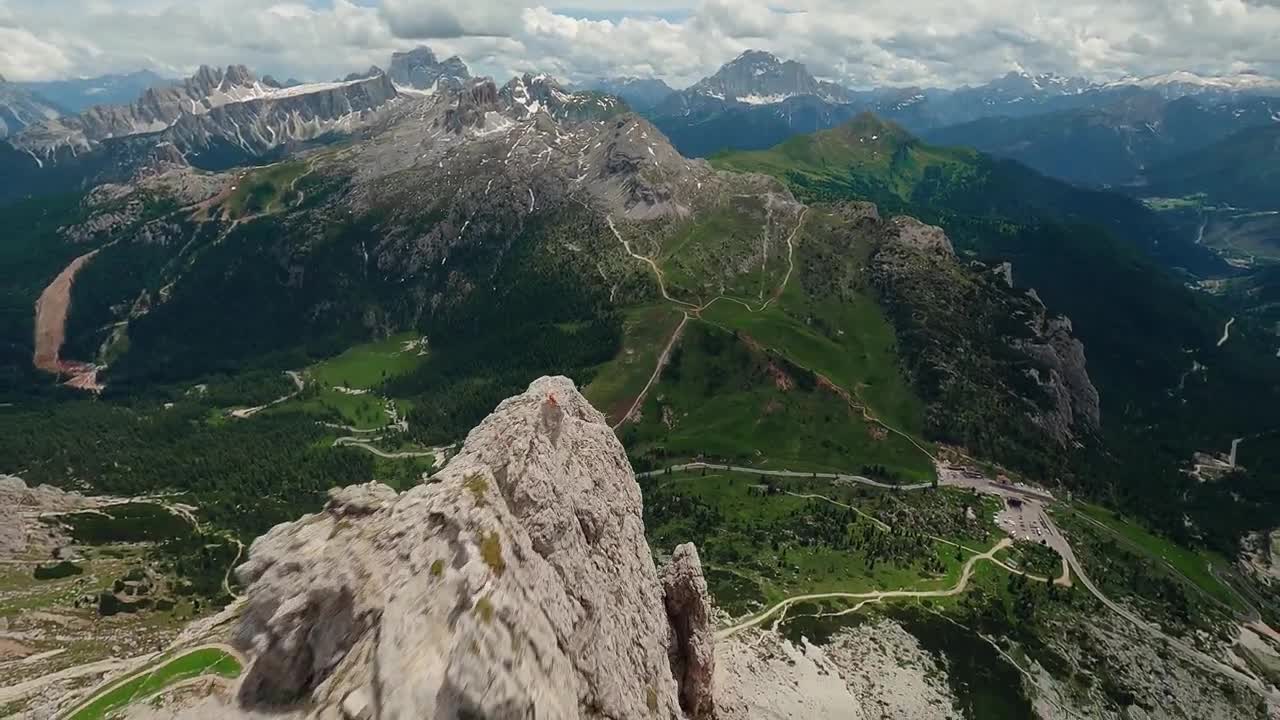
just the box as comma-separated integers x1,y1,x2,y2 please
1,0,1279,90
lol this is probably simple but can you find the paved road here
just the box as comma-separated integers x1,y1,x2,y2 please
636,461,934,490
717,538,1014,639
228,370,305,419
1041,514,1274,699
332,436,445,460
654,459,1277,699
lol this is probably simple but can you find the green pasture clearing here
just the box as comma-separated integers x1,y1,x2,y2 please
68,647,241,720
309,332,425,389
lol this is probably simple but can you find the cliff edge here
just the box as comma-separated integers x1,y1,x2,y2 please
232,375,715,719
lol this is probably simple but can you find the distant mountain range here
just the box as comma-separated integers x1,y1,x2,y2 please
0,74,63,138
924,94,1280,188
573,77,674,112
0,60,426,202
387,46,470,92
625,51,1280,175
16,70,173,113
8,45,1280,208
1143,123,1280,208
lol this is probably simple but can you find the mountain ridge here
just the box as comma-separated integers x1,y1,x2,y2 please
17,69,173,113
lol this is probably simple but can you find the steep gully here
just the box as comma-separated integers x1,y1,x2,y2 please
32,249,105,392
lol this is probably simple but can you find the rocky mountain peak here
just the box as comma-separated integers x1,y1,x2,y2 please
690,49,852,105
343,65,384,82
389,44,471,91
393,44,438,66
187,64,222,95
733,49,782,66
231,376,716,718
987,70,1093,96
871,214,1100,447
0,73,7,84
440,78,501,133
221,64,256,89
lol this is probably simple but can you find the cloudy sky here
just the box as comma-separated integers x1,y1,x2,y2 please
2,0,1280,88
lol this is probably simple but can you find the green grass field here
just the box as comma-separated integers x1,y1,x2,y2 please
69,648,241,720
701,279,926,438
643,471,1000,614
658,198,787,303
272,386,392,430
624,320,934,482
711,115,980,205
584,304,686,423
1069,502,1246,612
309,332,425,389
224,161,309,217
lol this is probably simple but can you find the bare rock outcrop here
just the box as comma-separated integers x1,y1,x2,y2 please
885,216,954,257
870,213,1100,451
0,474,97,560
662,543,716,720
233,376,694,719
1015,314,1102,442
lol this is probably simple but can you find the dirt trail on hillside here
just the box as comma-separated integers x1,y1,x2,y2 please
33,249,103,390
717,538,1014,639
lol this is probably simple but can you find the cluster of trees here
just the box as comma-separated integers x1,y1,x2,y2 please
385,214,621,445
642,477,954,581
860,464,901,482
0,399,372,539
1071,531,1232,638
789,502,937,572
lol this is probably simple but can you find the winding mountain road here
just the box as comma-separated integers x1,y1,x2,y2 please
1218,317,1236,347
717,538,1015,640
332,437,448,460
635,461,933,490
649,459,1276,699
606,208,810,430
227,370,305,419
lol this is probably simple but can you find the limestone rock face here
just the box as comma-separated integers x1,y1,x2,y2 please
662,543,717,720
232,376,688,719
885,216,954,257
1015,314,1102,441
0,474,96,560
870,212,1100,449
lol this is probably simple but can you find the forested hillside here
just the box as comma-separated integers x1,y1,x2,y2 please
713,116,1280,552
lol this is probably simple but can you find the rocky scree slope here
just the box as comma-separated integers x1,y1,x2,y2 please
232,376,716,719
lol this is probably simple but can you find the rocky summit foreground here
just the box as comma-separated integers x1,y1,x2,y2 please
232,376,715,719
